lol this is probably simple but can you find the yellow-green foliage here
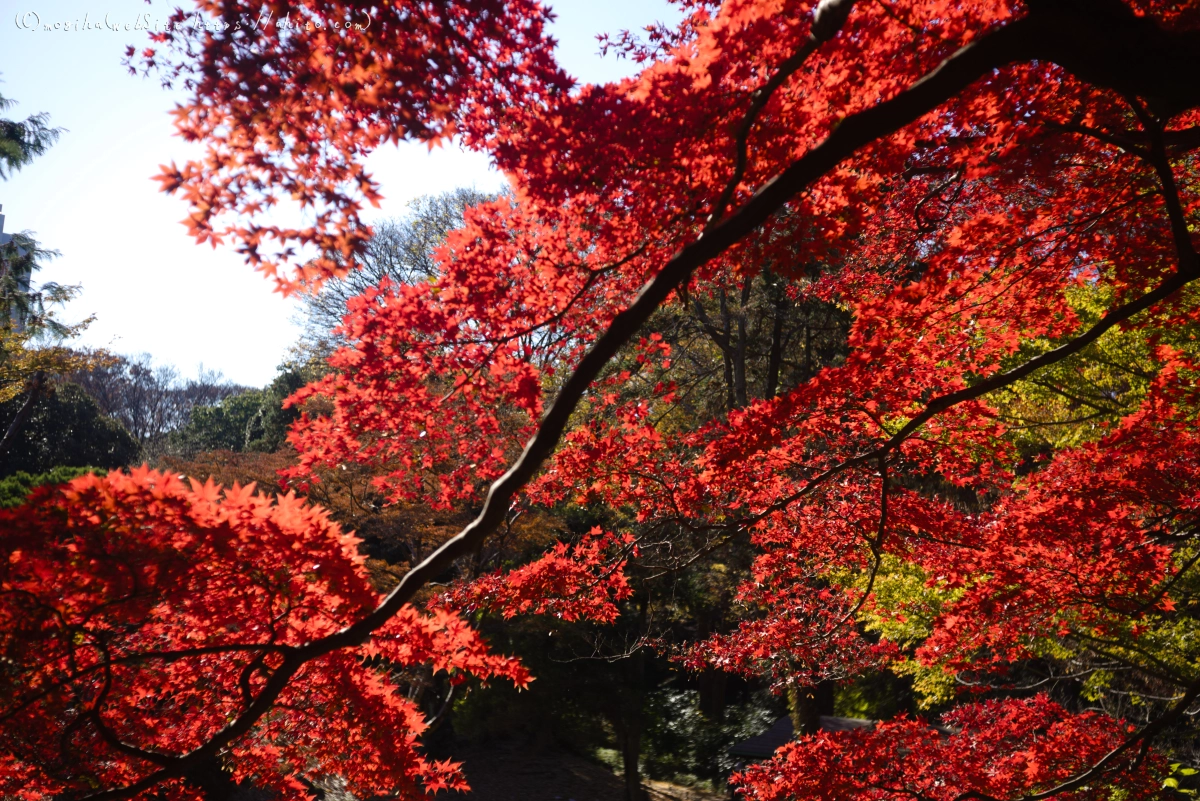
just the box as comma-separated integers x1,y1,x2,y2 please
891,659,958,710
1067,546,1200,695
1008,545,1200,714
1087,619,1200,684
1081,669,1115,703
0,326,106,403
854,556,964,649
992,281,1200,452
835,556,966,709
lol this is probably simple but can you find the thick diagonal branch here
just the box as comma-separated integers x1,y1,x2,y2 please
75,1,1200,796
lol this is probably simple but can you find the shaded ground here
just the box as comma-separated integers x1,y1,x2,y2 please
442,741,725,801
644,779,728,801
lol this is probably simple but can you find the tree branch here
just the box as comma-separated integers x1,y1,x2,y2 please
76,2,1200,796
953,672,1200,801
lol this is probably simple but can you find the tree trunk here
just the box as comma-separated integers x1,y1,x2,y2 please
0,370,44,460
718,288,737,413
619,715,645,801
732,277,751,409
617,598,648,801
803,323,813,381
698,667,728,721
764,281,786,399
788,681,834,737
184,755,244,801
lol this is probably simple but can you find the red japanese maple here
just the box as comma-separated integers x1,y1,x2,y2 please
5,0,1200,799
0,469,530,800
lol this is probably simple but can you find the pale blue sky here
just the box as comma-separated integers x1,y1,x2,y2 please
1,0,677,385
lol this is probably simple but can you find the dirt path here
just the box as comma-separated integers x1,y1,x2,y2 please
441,742,725,801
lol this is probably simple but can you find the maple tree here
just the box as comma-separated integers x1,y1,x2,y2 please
5,0,1200,799
0,469,531,799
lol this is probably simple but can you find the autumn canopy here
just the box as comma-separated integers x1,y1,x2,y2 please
5,0,1200,799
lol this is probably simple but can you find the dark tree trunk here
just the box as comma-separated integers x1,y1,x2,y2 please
0,369,44,460
690,296,735,413
615,597,649,801
803,323,813,380
698,667,729,721
718,288,737,413
764,279,786,399
732,277,751,409
619,714,645,801
788,681,835,737
184,755,244,801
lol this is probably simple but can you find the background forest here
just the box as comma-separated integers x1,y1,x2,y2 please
7,180,1200,797
4,2,1200,801
3,184,808,794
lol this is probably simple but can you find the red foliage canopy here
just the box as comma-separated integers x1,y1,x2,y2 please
1,470,528,800
5,0,1200,799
